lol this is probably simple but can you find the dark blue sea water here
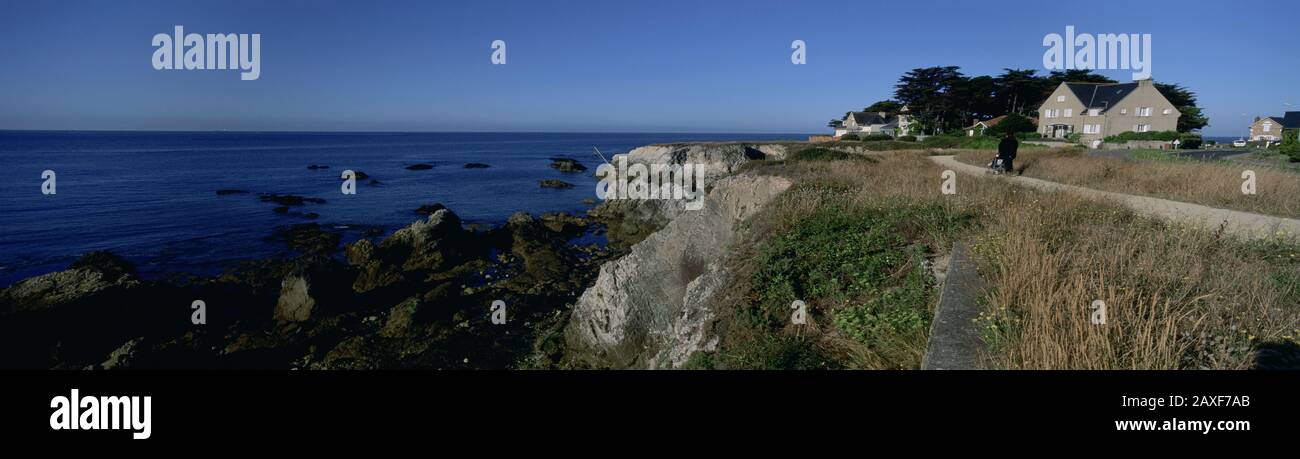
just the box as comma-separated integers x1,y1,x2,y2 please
0,131,804,286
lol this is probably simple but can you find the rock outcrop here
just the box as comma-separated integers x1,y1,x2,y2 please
589,143,789,235
566,174,792,368
0,251,141,314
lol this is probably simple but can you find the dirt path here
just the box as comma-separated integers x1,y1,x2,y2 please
930,155,1300,239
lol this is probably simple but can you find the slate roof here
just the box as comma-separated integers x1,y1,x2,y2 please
848,111,896,125
1064,82,1140,112
1282,111,1300,129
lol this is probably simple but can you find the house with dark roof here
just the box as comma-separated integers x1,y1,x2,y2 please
963,114,1038,137
834,111,899,137
1036,79,1180,146
1250,112,1300,141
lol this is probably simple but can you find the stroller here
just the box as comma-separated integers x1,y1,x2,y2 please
987,157,1012,174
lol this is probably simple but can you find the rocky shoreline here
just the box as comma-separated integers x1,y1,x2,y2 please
0,142,801,369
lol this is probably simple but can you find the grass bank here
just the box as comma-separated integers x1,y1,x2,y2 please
693,147,1300,369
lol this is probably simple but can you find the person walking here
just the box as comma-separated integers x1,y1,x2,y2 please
996,131,1019,174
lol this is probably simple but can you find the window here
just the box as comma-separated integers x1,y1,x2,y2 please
1162,108,1171,115
1137,107,1152,117
1064,108,1073,118
1264,123,1273,132
1088,108,1101,116
1134,124,1151,132
1121,108,1127,115
1057,95,1065,102
1083,124,1101,134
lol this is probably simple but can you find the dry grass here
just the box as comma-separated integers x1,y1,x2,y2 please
953,148,1300,218
714,149,1300,369
972,190,1300,369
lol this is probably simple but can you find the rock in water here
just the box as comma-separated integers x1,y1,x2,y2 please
405,164,434,171
101,337,144,369
0,251,141,314
344,239,376,266
463,163,491,169
274,273,316,322
380,297,422,338
549,158,587,172
414,203,447,216
539,179,574,189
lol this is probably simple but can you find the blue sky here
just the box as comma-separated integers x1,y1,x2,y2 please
0,0,1295,136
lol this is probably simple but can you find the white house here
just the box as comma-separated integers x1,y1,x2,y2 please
835,111,900,137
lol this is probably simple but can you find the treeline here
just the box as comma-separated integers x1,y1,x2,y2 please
834,67,1208,135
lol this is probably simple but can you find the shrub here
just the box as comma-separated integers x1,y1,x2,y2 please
1103,130,1180,142
861,133,894,142
1178,133,1202,149
896,135,917,142
1283,130,1300,162
986,114,1038,137
839,134,860,141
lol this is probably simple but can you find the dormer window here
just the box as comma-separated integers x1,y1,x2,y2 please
1088,109,1101,116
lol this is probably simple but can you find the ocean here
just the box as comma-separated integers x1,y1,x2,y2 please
0,131,804,286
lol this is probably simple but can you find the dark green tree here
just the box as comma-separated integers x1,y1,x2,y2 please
863,100,903,114
894,66,966,134
1153,82,1209,132
1046,69,1116,85
993,68,1052,116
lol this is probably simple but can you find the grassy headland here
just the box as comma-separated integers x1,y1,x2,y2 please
691,147,1300,369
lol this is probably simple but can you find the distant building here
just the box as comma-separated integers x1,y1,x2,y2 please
835,111,899,137
1036,79,1180,146
897,105,914,136
1249,112,1300,141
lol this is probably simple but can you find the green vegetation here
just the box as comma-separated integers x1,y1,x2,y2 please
860,133,894,142
1282,130,1300,162
1101,131,1203,149
1103,130,1181,142
709,169,974,368
985,114,1037,137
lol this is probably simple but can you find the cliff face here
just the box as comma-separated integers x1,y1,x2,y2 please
566,143,793,368
589,143,790,225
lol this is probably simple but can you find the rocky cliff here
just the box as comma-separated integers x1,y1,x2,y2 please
567,143,793,367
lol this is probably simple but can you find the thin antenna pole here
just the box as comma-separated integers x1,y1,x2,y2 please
593,147,612,166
